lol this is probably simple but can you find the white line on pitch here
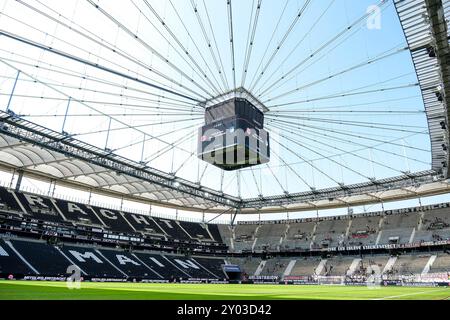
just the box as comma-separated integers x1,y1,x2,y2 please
372,288,449,300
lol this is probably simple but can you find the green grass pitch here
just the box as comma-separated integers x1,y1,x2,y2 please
0,281,449,300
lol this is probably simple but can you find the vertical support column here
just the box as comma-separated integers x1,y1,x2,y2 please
51,181,56,197
14,169,24,192
231,209,239,226
47,180,54,195
6,71,20,113
140,134,146,163
61,98,71,133
88,189,92,205
9,169,16,188
105,117,112,150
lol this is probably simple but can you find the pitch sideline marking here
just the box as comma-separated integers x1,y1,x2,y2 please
372,288,449,300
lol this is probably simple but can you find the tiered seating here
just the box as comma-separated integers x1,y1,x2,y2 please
14,191,63,223
233,224,258,252
323,257,354,276
228,257,261,276
234,224,257,240
0,186,225,247
162,254,218,279
430,253,450,273
54,199,104,227
378,212,419,244
154,219,191,241
356,255,388,275
0,187,23,214
207,224,223,243
416,208,450,242
394,254,430,275
122,214,165,237
192,257,226,279
178,221,213,241
348,215,380,246
313,218,348,248
217,224,233,248
98,248,161,279
259,258,290,277
289,257,321,276
131,252,188,279
89,206,135,234
58,244,126,278
10,239,72,276
254,224,286,251
0,239,34,276
283,221,315,250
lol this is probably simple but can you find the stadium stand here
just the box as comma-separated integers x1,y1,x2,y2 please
289,257,322,277
283,221,316,250
0,236,226,280
259,257,290,278
228,257,261,278
347,215,379,246
9,239,74,277
54,199,105,228
220,203,450,253
313,218,349,249
0,239,34,276
192,257,226,279
14,191,63,223
0,186,449,283
253,223,286,252
430,253,450,273
0,187,24,214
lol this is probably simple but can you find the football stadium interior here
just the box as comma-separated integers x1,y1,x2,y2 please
0,0,450,300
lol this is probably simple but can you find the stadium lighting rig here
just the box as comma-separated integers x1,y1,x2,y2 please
197,87,270,171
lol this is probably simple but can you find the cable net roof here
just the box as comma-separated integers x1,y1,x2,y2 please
0,0,448,213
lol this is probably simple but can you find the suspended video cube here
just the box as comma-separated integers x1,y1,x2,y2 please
198,88,270,171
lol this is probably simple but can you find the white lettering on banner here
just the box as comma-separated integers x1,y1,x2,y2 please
174,259,200,269
0,245,9,257
116,255,140,266
150,257,164,267
159,219,173,229
69,250,103,263
99,209,117,220
131,214,148,225
24,194,48,208
67,202,88,215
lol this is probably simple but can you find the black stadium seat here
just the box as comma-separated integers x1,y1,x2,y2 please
89,206,136,234
154,218,191,241
162,254,218,279
54,199,104,227
132,252,189,279
14,192,64,223
10,239,72,276
0,239,35,276
207,224,223,243
0,187,24,214
123,213,166,237
178,221,213,241
98,248,162,279
193,257,226,279
58,244,126,279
